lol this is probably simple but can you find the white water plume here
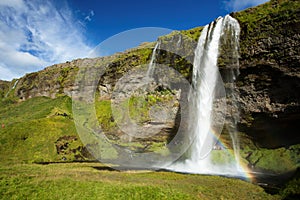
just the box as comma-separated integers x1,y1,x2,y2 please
166,15,246,177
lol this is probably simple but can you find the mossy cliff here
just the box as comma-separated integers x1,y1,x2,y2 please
0,80,10,98
0,0,299,175
232,0,300,149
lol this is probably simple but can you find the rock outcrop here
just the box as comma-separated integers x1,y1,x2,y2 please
232,0,300,148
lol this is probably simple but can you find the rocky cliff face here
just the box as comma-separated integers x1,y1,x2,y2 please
1,0,299,149
10,43,154,102
232,0,300,148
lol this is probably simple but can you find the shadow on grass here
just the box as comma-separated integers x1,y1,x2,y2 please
33,160,99,165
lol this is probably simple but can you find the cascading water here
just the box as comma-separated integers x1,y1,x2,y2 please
4,79,19,98
166,15,245,176
146,41,160,77
220,15,242,172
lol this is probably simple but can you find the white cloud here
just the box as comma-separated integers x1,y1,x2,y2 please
0,63,19,81
84,10,95,22
85,15,92,22
0,0,24,9
224,0,270,11
0,0,92,80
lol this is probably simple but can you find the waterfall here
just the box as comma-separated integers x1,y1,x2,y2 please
12,79,19,90
4,79,19,98
221,15,242,171
146,41,160,77
166,15,245,176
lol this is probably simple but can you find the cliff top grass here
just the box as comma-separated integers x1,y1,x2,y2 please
234,0,299,29
233,0,300,61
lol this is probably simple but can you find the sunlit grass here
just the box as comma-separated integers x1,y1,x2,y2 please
0,163,278,200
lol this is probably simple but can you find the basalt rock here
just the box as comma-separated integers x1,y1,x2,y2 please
232,0,300,148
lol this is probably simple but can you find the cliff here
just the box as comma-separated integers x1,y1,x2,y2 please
0,0,299,171
232,0,300,148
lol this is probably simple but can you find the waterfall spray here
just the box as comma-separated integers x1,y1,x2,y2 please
220,15,242,171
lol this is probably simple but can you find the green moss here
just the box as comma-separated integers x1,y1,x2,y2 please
233,0,300,62
128,96,150,123
96,91,176,131
240,144,300,173
160,27,203,43
147,142,170,156
280,169,300,199
109,47,153,76
180,26,204,42
95,100,116,131
211,150,236,165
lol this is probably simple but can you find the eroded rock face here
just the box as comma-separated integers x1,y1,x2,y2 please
231,0,300,147
236,64,300,148
15,60,81,100
55,135,93,161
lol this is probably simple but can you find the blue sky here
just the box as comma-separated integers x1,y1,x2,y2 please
0,0,269,80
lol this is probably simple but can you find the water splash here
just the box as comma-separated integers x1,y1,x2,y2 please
166,15,247,177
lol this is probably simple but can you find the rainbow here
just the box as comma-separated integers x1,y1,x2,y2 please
210,129,254,181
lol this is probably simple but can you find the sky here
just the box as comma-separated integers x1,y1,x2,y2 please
0,0,269,81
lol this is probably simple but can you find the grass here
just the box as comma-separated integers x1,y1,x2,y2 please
0,162,278,200
180,27,204,42
233,0,300,62
234,0,299,33
0,96,85,164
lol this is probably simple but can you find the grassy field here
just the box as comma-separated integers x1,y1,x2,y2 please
0,162,279,200
0,96,83,163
